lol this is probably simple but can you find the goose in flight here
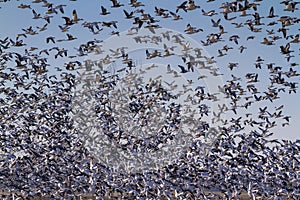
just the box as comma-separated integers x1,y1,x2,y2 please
144,22,161,34
110,0,124,8
72,9,83,23
229,35,240,45
211,18,221,27
267,6,278,18
176,1,187,13
46,36,55,44
123,9,134,19
186,0,200,11
58,25,70,32
129,0,144,7
102,21,118,29
202,9,217,16
56,34,77,42
18,4,31,9
280,43,293,54
32,9,41,19
62,9,83,25
184,23,203,34
282,1,299,12
36,24,48,32
100,6,110,15
290,34,299,43
146,49,161,59
55,5,66,14
261,38,274,45
10,38,26,47
177,65,188,73
169,11,183,20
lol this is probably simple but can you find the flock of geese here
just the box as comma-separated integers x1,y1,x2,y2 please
0,0,300,199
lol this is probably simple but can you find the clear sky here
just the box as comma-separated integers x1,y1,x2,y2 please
0,0,299,141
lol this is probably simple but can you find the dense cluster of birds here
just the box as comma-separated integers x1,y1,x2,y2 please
0,0,300,199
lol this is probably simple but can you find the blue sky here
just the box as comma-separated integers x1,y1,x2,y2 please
0,0,299,141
